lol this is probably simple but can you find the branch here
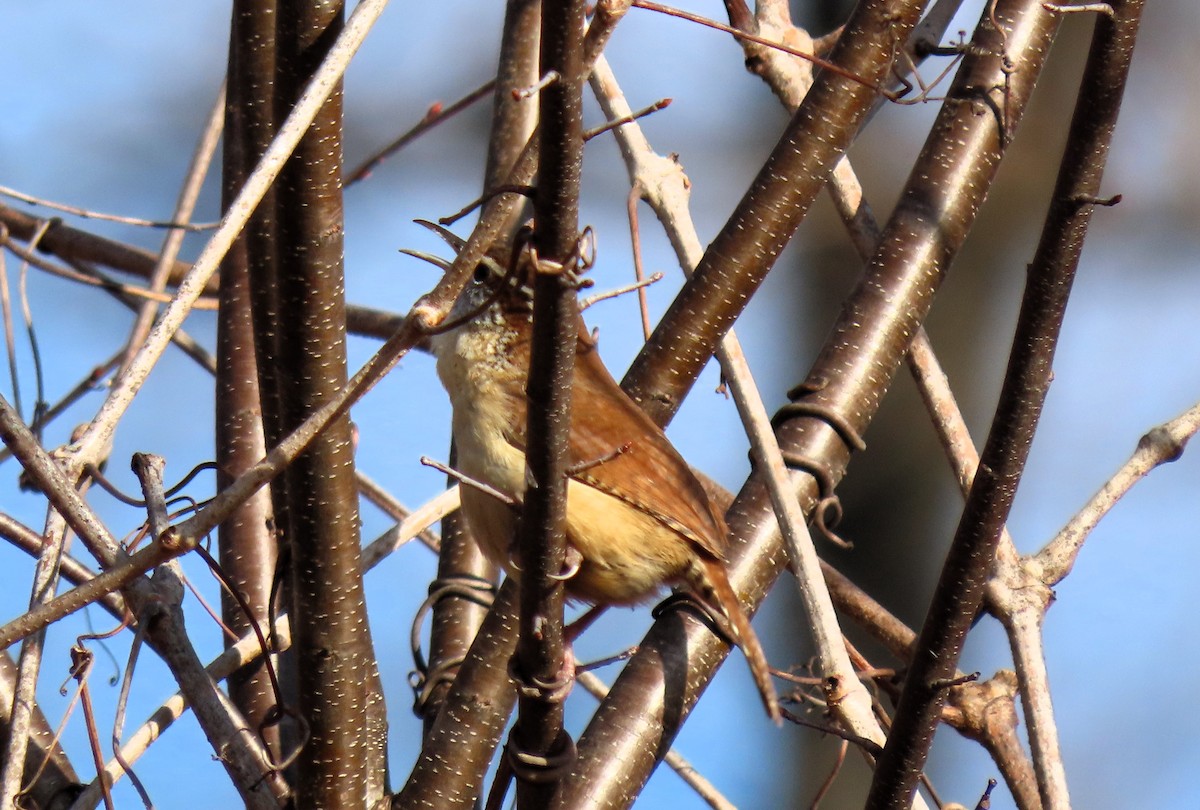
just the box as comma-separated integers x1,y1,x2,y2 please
268,1,386,802
866,0,1137,802
0,509,74,808
1039,404,1195,584
588,50,894,776
67,0,394,474
510,1,587,805
619,0,927,424
218,0,284,766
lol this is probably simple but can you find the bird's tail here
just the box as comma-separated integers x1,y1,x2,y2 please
695,556,781,725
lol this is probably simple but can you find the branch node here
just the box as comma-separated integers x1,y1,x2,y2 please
1138,424,1187,462
503,728,576,784
1071,192,1122,207
507,656,574,705
513,70,561,101
930,671,980,692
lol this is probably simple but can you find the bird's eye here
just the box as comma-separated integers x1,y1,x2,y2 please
472,263,490,283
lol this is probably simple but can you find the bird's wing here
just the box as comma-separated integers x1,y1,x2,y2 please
567,339,728,560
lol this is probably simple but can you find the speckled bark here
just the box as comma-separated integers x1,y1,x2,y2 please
621,0,928,425
513,0,586,806
554,0,1065,806
220,0,282,763
392,581,520,809
867,1,1145,805
267,1,385,805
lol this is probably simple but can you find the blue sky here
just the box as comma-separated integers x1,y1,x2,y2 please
2,2,1198,807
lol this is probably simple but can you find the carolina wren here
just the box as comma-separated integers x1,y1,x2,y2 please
421,227,780,724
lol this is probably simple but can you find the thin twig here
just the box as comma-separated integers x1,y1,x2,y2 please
356,469,442,552
120,85,225,372
68,0,395,476
0,238,218,308
421,456,518,506
0,184,216,231
79,480,455,802
630,0,878,94
589,49,894,762
361,486,458,569
581,97,671,141
1038,402,1199,583
347,80,496,184
0,237,20,417
579,271,663,310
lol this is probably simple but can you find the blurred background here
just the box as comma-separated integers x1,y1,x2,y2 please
1,0,1197,806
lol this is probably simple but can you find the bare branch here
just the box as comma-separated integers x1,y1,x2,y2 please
68,0,395,473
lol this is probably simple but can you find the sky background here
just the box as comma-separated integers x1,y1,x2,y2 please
2,1,1198,807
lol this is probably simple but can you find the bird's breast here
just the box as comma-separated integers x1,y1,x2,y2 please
434,325,529,564
433,320,696,607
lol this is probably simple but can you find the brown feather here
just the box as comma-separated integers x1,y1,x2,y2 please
509,320,779,720
566,337,728,562
432,254,780,721
496,323,726,557
692,556,782,726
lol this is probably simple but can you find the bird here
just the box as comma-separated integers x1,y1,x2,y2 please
413,222,780,724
